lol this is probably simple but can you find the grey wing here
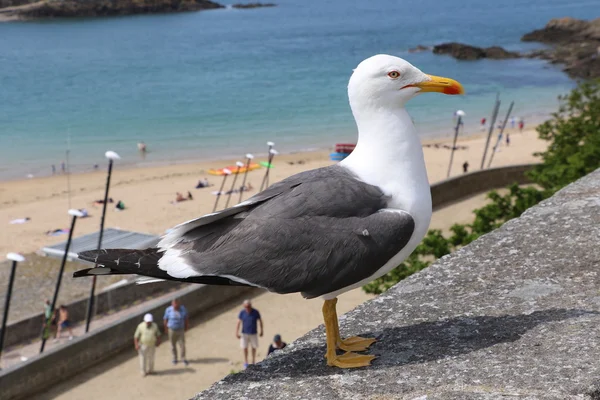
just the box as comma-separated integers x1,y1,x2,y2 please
164,165,415,298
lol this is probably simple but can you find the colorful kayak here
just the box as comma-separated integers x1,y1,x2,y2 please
208,163,261,176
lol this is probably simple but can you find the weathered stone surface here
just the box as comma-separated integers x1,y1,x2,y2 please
195,169,600,400
433,42,520,60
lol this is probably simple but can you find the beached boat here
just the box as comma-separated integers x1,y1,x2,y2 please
330,143,356,161
334,143,356,153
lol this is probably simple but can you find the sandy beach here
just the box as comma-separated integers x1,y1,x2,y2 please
0,126,546,258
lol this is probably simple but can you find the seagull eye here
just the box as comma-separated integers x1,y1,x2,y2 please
387,71,400,79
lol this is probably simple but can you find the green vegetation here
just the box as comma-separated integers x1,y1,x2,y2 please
363,79,600,295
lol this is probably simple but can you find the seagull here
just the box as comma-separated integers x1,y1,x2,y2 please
74,54,464,368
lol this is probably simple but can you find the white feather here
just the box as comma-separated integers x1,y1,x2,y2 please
136,277,167,285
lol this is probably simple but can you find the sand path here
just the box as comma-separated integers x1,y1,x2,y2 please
38,288,373,400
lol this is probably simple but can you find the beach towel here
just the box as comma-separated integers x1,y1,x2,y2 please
10,218,30,224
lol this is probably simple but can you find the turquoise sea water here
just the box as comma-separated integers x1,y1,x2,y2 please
0,0,597,179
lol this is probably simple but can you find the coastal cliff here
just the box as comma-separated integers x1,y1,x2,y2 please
0,0,278,19
522,17,600,79
0,0,224,19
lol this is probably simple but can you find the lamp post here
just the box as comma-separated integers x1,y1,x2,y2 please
0,253,25,365
447,110,465,178
259,141,274,192
84,151,120,333
40,209,85,353
260,148,278,192
224,161,244,209
238,153,254,204
213,168,232,212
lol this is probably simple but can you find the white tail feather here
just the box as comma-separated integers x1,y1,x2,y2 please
136,276,167,285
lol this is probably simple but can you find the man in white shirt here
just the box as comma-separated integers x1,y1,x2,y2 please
134,313,161,377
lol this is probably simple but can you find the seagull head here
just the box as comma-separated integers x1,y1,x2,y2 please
348,54,464,111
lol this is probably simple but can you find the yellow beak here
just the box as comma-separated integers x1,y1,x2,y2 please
412,74,465,95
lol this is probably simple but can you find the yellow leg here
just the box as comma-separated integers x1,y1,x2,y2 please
330,298,376,352
322,298,375,368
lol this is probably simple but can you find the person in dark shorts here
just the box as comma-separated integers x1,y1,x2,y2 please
55,305,73,341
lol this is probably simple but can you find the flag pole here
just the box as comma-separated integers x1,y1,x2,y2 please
447,110,465,178
487,101,515,169
480,96,501,169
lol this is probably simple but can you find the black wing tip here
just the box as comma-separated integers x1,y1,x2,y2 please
73,268,93,278
78,250,100,263
73,267,118,278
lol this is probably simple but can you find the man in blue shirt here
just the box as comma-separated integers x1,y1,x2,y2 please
235,299,263,368
163,298,189,365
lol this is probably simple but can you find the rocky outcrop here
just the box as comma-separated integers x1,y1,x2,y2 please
0,0,223,19
522,17,600,79
522,17,600,43
408,44,430,53
0,0,37,8
427,18,600,79
433,42,520,60
231,2,275,8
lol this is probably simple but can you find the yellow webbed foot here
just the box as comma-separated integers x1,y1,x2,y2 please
337,336,376,352
326,351,376,368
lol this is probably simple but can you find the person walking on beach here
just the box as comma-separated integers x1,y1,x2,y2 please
134,313,161,377
510,116,516,129
164,299,189,365
480,117,486,131
267,334,287,356
236,299,263,368
506,133,510,146
462,161,469,173
518,119,525,133
55,305,73,341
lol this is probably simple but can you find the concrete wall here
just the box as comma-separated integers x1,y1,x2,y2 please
430,164,535,211
1,279,185,349
0,284,255,400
